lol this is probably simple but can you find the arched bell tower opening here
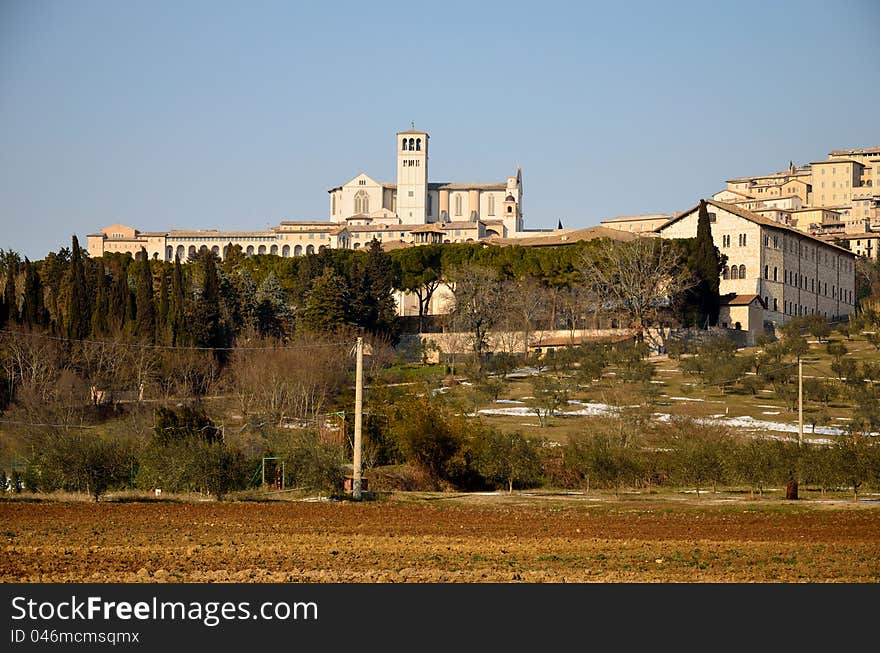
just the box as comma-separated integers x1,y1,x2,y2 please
396,128,429,224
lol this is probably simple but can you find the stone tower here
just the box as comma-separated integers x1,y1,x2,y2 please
396,129,429,224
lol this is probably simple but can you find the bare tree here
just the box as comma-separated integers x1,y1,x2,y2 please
579,237,693,346
446,265,506,374
228,336,350,426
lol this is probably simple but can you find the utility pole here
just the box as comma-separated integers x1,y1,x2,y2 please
798,357,803,447
353,336,364,499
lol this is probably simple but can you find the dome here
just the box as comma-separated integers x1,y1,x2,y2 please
505,194,515,202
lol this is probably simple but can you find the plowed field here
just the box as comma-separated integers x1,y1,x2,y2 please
2,495,879,582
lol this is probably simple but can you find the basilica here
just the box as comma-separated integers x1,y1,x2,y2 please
87,129,525,261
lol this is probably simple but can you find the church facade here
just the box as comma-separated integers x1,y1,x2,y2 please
327,129,523,241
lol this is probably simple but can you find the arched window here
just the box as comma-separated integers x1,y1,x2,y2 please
176,245,185,261
188,245,197,258
738,264,746,279
488,194,495,216
354,190,369,215
258,245,266,255
294,244,302,257
282,245,290,257
306,244,315,255
166,246,173,261
730,266,738,280
246,245,254,255
270,244,278,255
454,194,462,216
402,138,407,150
211,245,220,256
408,138,414,151
416,138,421,151
723,266,729,279
507,205,513,214
773,267,777,281
764,265,769,279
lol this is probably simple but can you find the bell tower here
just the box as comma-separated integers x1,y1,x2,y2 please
396,128,429,224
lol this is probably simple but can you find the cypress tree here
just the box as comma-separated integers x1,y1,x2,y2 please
134,248,156,343
109,266,129,332
157,265,169,342
90,262,109,336
191,252,225,351
3,256,18,326
21,258,48,329
170,256,187,345
689,200,722,327
67,235,90,339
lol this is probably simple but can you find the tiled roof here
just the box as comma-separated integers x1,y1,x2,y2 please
829,146,880,156
659,200,856,256
721,294,764,307
486,225,638,247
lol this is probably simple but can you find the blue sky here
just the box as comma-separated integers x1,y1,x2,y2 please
1,0,878,260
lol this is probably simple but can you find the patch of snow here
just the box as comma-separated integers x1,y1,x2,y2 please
669,396,704,401
495,399,524,404
761,411,781,415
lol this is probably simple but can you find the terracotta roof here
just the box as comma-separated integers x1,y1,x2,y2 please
411,224,445,233
348,224,413,233
440,221,483,230
397,130,428,135
486,225,639,247
377,240,415,251
600,213,672,223
811,159,864,166
829,146,880,156
529,333,636,348
836,233,880,240
658,200,856,257
720,294,765,307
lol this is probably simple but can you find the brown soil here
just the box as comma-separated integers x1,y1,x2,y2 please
2,495,879,582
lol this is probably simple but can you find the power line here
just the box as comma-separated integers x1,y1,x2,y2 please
0,329,353,351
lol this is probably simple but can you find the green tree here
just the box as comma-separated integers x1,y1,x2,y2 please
476,430,543,492
157,265,169,340
348,240,398,339
529,374,568,428
684,200,722,327
109,264,130,333
67,235,91,340
391,244,443,333
392,396,463,487
21,258,48,329
1,254,18,327
254,272,291,339
190,251,227,351
299,268,348,333
134,249,156,342
90,262,110,336
169,256,188,345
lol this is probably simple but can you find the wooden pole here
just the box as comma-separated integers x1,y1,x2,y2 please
353,337,364,500
798,358,803,447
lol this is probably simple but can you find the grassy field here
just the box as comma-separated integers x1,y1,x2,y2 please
434,328,874,445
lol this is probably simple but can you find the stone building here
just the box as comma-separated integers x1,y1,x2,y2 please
87,128,524,260
657,200,857,341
